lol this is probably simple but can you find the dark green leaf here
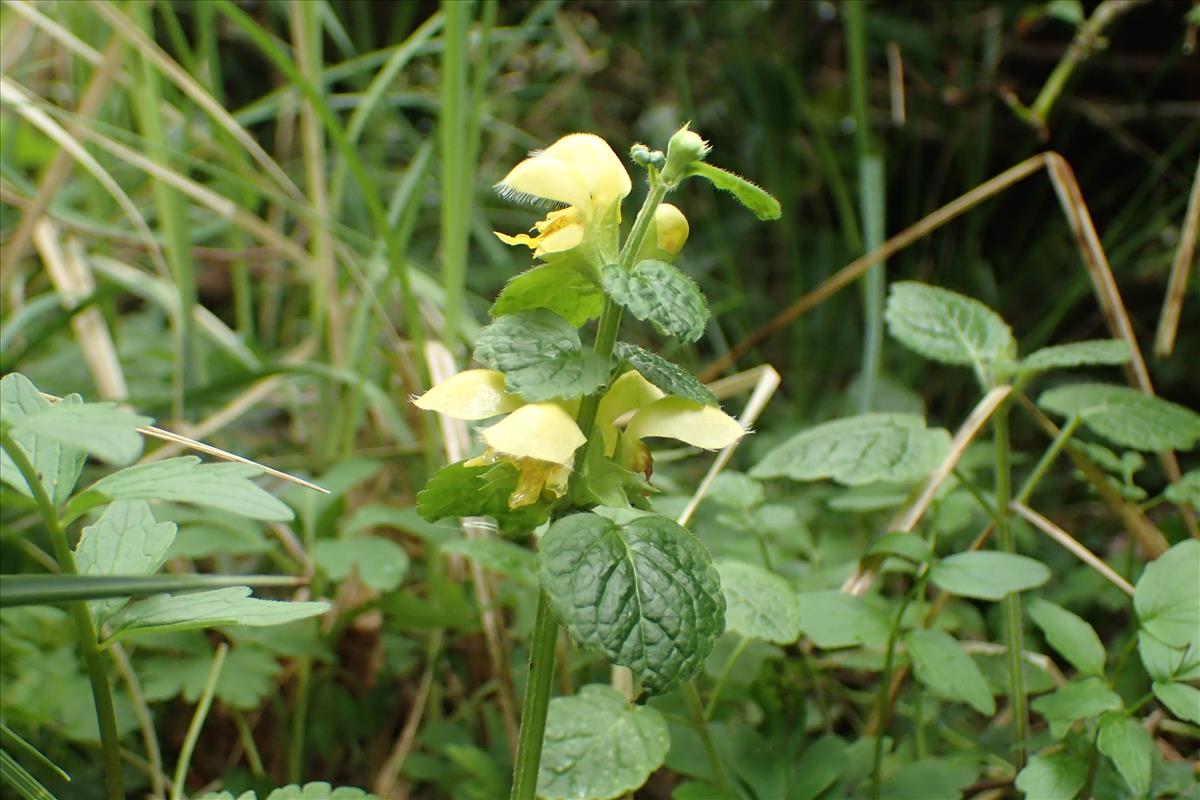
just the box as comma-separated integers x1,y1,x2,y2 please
906,628,995,715
1097,713,1152,797
601,260,709,342
473,309,606,401
612,343,717,406
930,551,1050,601
685,162,781,220
1039,383,1200,452
491,263,604,328
885,282,1015,371
86,457,293,521
1028,597,1106,676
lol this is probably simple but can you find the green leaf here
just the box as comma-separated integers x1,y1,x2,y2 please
794,590,890,649
1134,540,1200,651
415,460,551,532
1137,630,1200,682
0,574,300,608
601,260,709,342
1031,677,1122,738
313,536,410,592
538,512,725,694
706,472,765,510
866,532,932,564
905,628,995,715
0,373,85,505
73,500,177,622
685,162,781,221
1152,681,1200,725
85,457,293,521
141,646,281,710
716,560,801,644
1039,383,1200,452
473,309,606,402
751,413,951,486
1097,713,1153,797
885,281,1015,371
1019,339,1130,374
612,343,717,406
929,551,1051,601
491,263,604,328
1015,751,1088,799
1164,470,1200,511
439,537,537,587
106,587,329,640
198,784,379,800
879,758,978,800
1028,597,1106,675
11,401,151,466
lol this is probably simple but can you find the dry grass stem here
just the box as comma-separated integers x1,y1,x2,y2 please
1011,501,1136,596
1155,157,1199,357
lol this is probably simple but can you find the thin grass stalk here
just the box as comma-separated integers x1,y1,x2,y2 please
439,0,473,348
170,644,228,800
683,681,735,795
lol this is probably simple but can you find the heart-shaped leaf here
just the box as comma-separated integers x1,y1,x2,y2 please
474,309,606,402
602,260,709,342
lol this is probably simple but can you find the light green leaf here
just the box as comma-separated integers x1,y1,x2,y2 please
612,342,717,406
197,784,379,800
0,373,85,505
1137,630,1200,682
906,628,995,715
1097,713,1153,797
439,537,537,587
885,281,1015,371
750,413,951,486
1152,682,1200,725
1039,383,1200,452
716,560,801,644
85,457,293,521
1031,677,1122,738
795,590,890,649
1019,339,1130,374
706,472,765,510
12,401,150,466
74,500,177,622
1028,597,1106,675
538,512,725,694
1164,470,1200,511
930,551,1051,601
1134,540,1200,651
1015,751,1088,799
601,260,709,342
491,263,604,328
313,536,410,592
140,646,281,710
867,532,932,564
107,587,329,640
685,162,781,221
473,309,606,402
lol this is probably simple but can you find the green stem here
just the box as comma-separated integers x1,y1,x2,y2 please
704,636,750,720
0,430,123,800
171,643,228,800
683,681,734,795
993,405,1029,768
510,593,559,800
1014,416,1081,505
872,592,915,800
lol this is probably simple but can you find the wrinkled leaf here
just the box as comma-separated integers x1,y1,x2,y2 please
716,560,801,644
602,260,709,342
906,628,995,715
415,460,551,532
473,309,606,402
930,551,1050,601
1039,383,1200,452
612,343,717,406
491,263,604,328
885,282,1015,371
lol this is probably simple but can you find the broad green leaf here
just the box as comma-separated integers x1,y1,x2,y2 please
706,472,765,510
439,537,537,587
1039,383,1200,452
1031,677,1122,738
1137,630,1200,682
867,532,932,564
794,590,890,649
312,536,410,592
1164,470,1200,511
1015,751,1087,799
716,560,801,644
612,343,717,406
601,260,709,342
106,587,329,640
197,784,378,800
11,401,150,466
85,457,293,521
140,646,281,710
415,460,551,532
905,628,995,715
1027,597,1106,675
879,758,978,800
473,309,606,402
74,500,177,622
0,373,85,505
491,263,604,327
685,162,781,221
930,551,1050,601
539,512,725,694
791,735,847,800
1019,339,1130,374
537,684,669,800
750,413,951,486
1134,540,1200,650
1097,713,1153,797
1152,682,1200,725
885,281,1015,371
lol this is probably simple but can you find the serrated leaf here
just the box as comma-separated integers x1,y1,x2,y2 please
538,512,724,694
885,281,1015,371
716,560,801,644
601,260,709,342
750,413,951,486
140,646,281,710
1028,597,1106,676
1020,339,1130,374
473,310,606,402
1031,677,1122,738
73,500,177,622
906,628,995,715
85,457,293,521
491,263,604,328
439,537,537,587
537,684,669,800
1153,682,1200,724
929,551,1050,601
794,590,890,649
1134,540,1200,653
612,343,717,406
106,587,329,640
11,401,150,466
1015,751,1088,800
1039,383,1200,452
1164,470,1200,511
415,460,551,533
0,373,85,505
1097,713,1152,797
313,536,410,592
685,162,781,221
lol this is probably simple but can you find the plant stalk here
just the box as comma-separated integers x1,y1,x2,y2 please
171,643,228,800
510,593,560,800
683,681,734,795
993,405,1029,767
1014,415,1081,505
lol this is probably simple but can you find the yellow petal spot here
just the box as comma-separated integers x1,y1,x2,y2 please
478,403,586,465
654,204,689,256
413,369,522,420
596,370,664,455
625,397,746,450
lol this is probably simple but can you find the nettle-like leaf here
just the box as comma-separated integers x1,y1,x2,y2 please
0,373,85,505
1097,712,1153,797
685,162,782,221
612,342,717,406
473,309,606,402
312,536,410,592
750,413,951,486
74,500,176,623
1027,597,1106,676
601,260,709,342
491,263,604,328
538,512,724,694
929,551,1050,601
905,628,995,715
794,590,890,649
10,400,151,466
1040,383,1200,453
885,281,1015,373
536,684,669,800
1015,751,1088,800
1031,676,1122,738
106,587,329,640
415,460,551,532
1134,540,1200,654
716,560,801,644
1019,339,1130,374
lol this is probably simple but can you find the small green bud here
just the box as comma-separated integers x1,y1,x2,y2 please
631,143,666,170
663,124,711,182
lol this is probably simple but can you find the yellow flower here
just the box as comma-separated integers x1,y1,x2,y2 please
494,133,631,265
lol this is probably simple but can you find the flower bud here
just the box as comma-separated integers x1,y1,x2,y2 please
663,124,710,181
634,203,690,263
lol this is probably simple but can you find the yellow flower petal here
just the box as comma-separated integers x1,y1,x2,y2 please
625,397,745,450
497,156,589,210
540,133,631,209
596,370,664,454
479,403,586,465
535,222,584,255
412,369,523,420
654,204,689,256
